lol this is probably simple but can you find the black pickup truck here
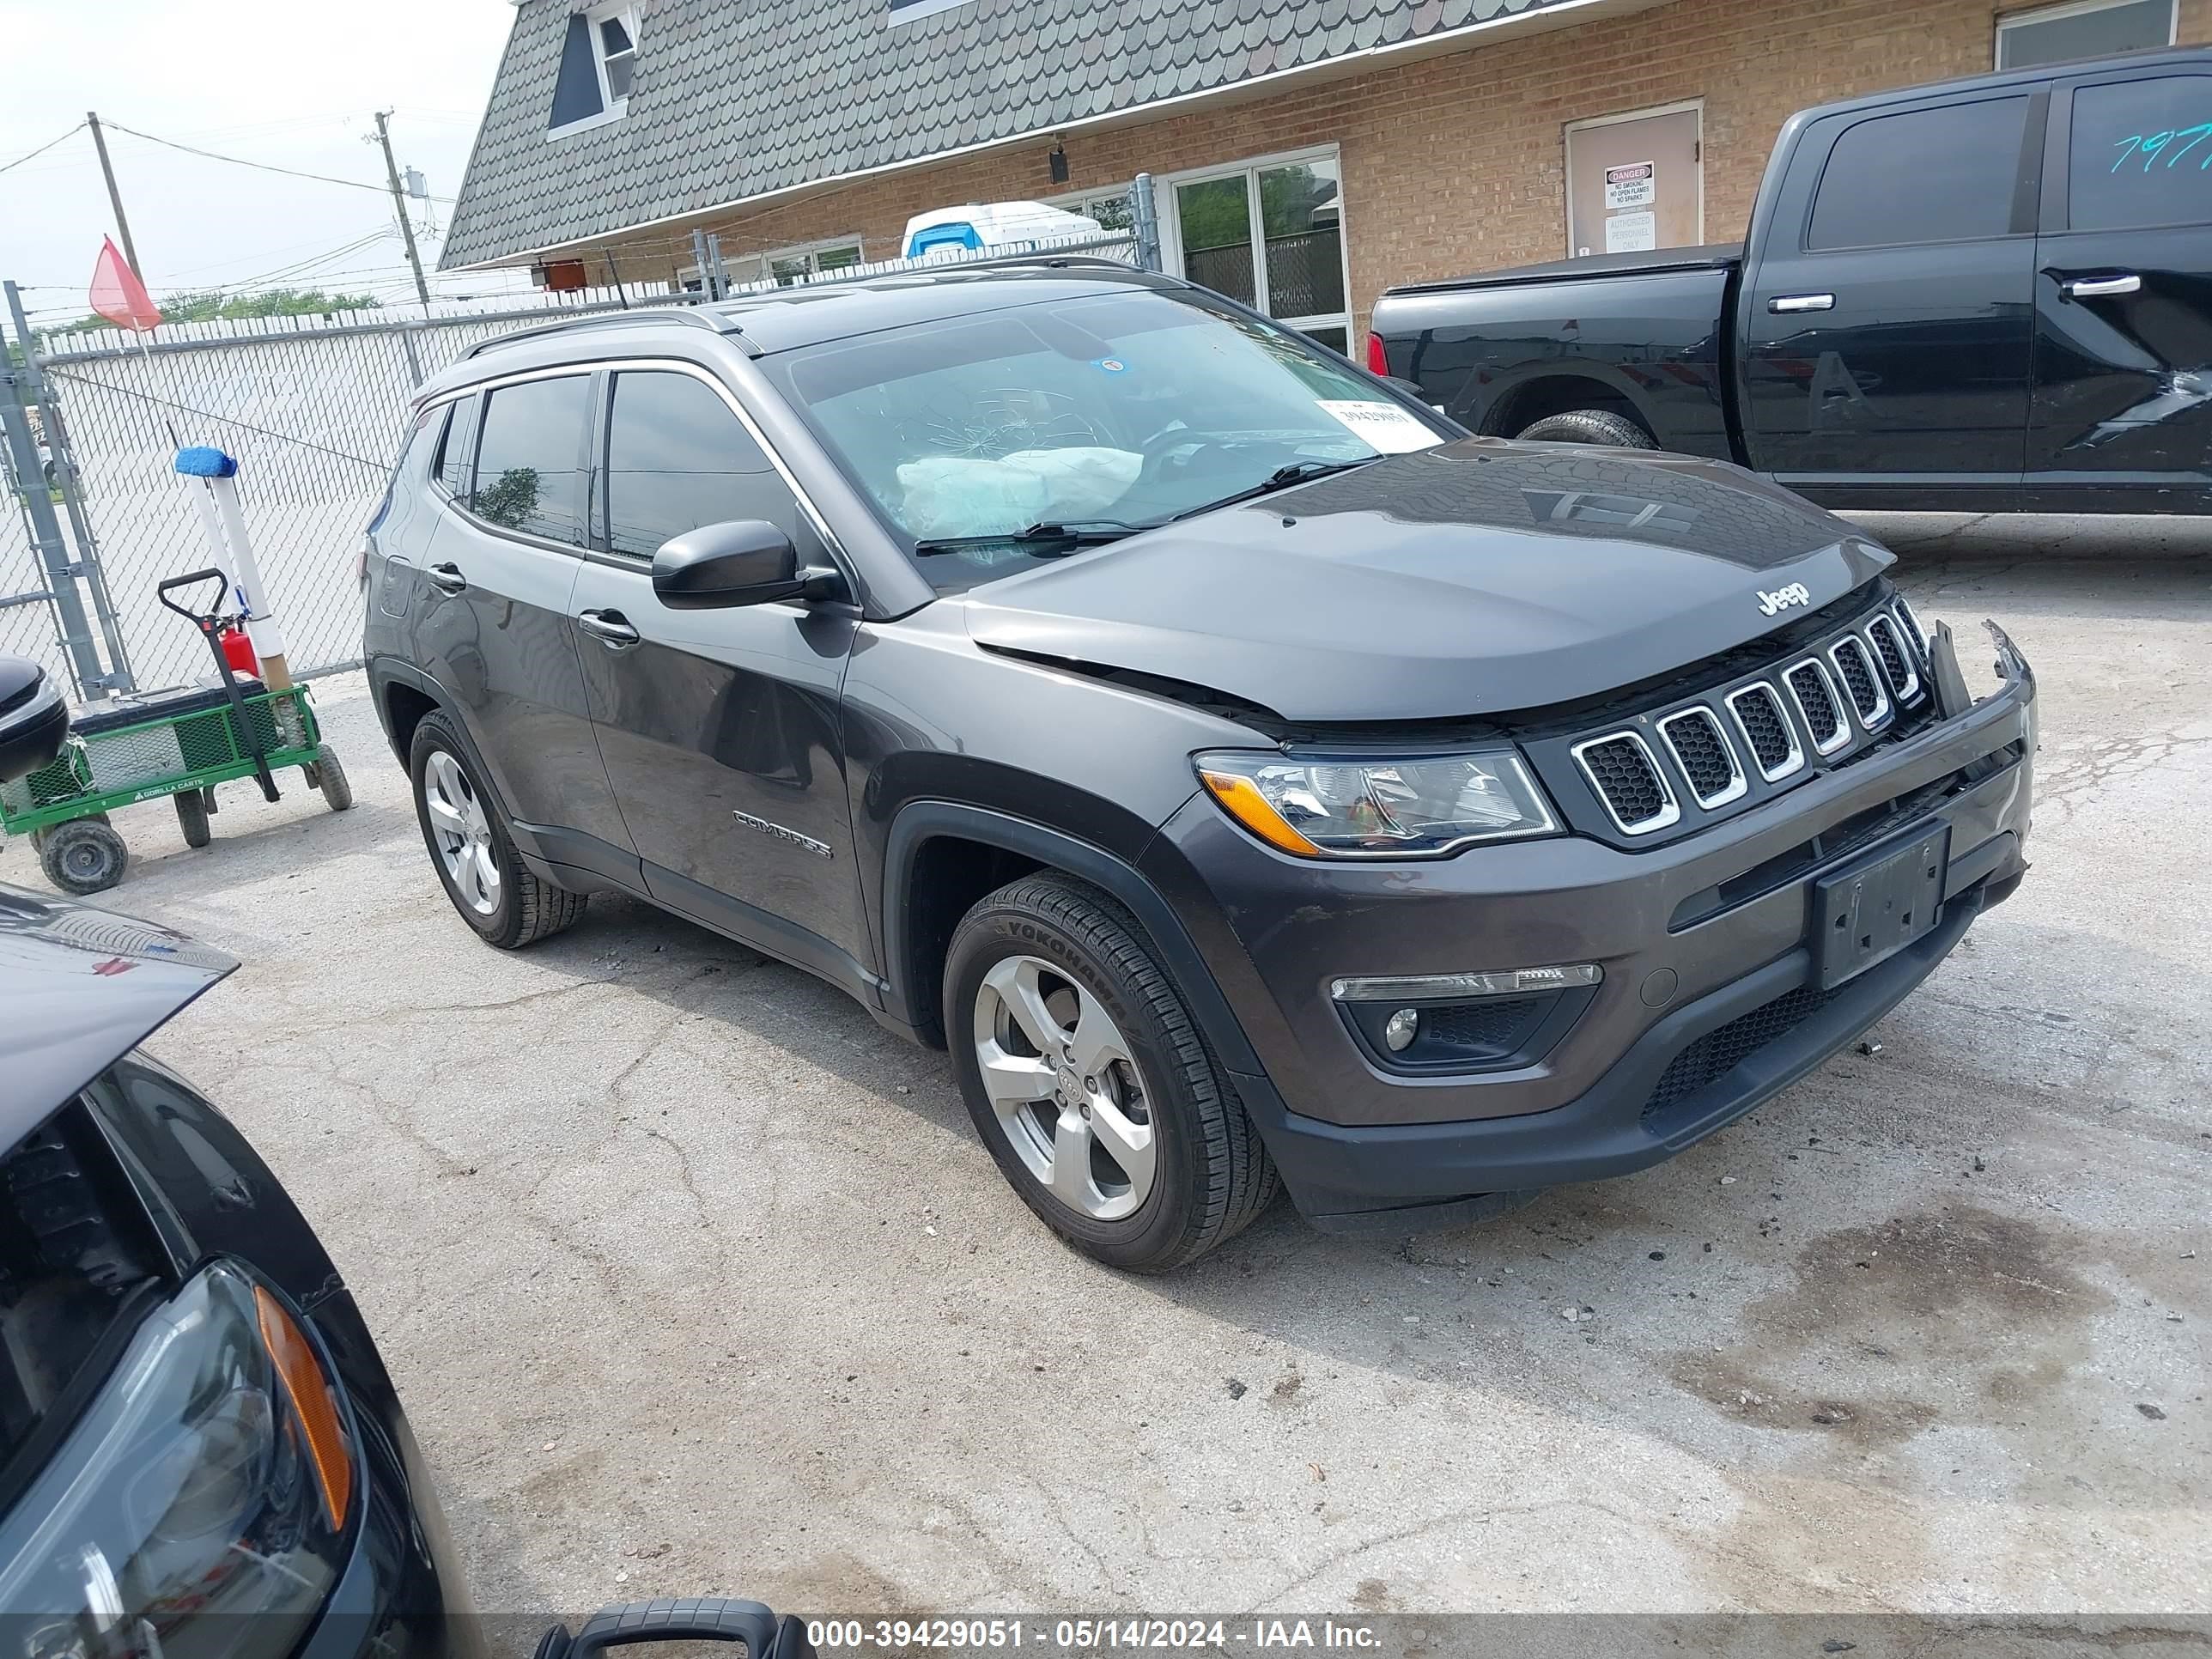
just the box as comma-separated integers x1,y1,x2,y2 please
1368,49,2212,514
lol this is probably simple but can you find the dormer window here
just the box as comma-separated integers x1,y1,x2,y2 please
549,3,640,135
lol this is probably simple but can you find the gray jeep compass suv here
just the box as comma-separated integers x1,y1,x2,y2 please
362,261,2035,1271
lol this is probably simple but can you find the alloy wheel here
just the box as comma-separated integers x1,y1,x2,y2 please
972,954,1157,1221
422,750,501,916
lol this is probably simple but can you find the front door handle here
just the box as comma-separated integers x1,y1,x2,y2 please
1769,293,1836,314
576,608,641,648
2061,273,2141,299
425,562,468,594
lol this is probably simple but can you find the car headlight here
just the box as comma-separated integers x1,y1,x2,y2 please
0,1261,355,1655
1194,749,1559,858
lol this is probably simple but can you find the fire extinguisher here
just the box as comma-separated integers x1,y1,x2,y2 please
216,621,258,678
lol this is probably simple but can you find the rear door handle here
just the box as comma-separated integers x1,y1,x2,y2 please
1769,293,1835,314
2061,273,2141,299
576,608,641,648
425,562,468,594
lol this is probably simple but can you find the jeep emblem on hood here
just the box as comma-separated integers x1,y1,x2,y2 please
1758,582,1813,617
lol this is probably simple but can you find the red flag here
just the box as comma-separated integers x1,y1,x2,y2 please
88,236,161,332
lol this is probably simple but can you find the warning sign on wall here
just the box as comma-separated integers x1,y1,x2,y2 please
1604,161,1656,211
1604,210,1657,253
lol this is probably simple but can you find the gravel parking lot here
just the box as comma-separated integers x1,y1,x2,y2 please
6,520,2207,1618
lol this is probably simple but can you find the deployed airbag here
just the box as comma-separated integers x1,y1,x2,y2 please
897,447,1142,538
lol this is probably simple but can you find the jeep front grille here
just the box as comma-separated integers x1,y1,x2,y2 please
1864,614,1921,703
1784,659,1850,755
1893,598,1928,657
1656,708,1746,809
1571,732,1679,835
1723,682,1803,781
1830,635,1892,729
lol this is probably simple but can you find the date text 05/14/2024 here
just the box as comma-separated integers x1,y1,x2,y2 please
806,1620,1384,1650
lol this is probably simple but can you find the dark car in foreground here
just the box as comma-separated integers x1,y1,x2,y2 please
362,260,2035,1269
0,884,475,1659
1369,49,2212,516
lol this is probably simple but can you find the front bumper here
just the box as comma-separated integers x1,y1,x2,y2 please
1140,635,2034,1231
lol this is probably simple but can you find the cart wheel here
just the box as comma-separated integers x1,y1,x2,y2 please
40,818,128,896
313,745,353,812
174,790,211,849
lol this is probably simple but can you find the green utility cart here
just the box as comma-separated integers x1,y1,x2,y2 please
0,569,350,895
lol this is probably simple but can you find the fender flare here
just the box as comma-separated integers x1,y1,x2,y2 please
879,800,1267,1079
1469,360,1665,437
366,659,515,826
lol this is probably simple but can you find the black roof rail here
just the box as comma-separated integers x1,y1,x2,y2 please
461,301,729,359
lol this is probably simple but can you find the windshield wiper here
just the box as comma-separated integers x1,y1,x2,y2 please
1170,457,1379,522
911,520,1146,556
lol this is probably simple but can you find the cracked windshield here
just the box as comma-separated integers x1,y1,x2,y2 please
770,289,1448,590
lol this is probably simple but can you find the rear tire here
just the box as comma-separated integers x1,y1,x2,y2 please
944,873,1278,1272
40,817,128,895
313,745,353,811
1515,409,1655,447
173,790,211,848
407,711,586,949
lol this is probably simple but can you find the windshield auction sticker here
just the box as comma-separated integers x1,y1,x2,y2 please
1316,400,1443,454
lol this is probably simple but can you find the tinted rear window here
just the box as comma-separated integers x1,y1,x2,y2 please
434,395,479,498
1808,97,2029,249
2069,76,2212,230
470,376,591,545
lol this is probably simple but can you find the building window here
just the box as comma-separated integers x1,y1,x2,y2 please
1996,0,2175,70
549,3,640,135
890,0,969,22
679,237,866,295
1160,149,1352,353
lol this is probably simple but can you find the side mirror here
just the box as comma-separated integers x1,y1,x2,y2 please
650,520,842,610
0,655,68,787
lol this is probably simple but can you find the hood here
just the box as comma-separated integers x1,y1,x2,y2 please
0,884,236,1146
960,439,1894,723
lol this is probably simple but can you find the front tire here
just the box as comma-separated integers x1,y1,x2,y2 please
407,711,586,949
40,817,128,895
944,873,1278,1272
1515,408,1655,447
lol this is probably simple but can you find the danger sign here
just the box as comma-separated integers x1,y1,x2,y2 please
1604,161,1656,210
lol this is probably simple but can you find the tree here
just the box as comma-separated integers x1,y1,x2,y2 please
54,287,381,333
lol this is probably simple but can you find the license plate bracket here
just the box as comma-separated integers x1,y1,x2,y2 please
1813,825,1950,990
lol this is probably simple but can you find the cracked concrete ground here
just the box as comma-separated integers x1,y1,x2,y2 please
4,523,2206,1618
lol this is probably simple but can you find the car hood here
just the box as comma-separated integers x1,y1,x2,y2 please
959,438,1895,722
0,884,236,1145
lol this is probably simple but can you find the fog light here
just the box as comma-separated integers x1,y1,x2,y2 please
1384,1008,1420,1052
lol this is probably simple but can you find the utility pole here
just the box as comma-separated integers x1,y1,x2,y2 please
84,112,144,279
372,111,432,310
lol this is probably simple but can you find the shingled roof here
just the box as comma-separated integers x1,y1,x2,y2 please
441,0,1577,270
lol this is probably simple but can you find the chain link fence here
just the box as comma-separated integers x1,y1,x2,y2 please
2,219,1146,704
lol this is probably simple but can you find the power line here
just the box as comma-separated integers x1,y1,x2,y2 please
0,122,85,176
100,119,455,204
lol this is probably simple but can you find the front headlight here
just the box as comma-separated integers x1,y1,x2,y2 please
0,1262,355,1656
1195,749,1559,858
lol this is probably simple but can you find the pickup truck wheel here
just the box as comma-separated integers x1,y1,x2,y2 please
408,711,586,949
945,873,1279,1272
1516,409,1655,447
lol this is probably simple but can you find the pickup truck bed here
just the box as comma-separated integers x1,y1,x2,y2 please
1376,247,1744,465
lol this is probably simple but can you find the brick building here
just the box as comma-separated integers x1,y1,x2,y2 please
443,0,2212,351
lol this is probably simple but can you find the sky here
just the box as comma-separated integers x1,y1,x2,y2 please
0,0,527,331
